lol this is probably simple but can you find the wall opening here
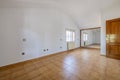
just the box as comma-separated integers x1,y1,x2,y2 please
80,27,101,49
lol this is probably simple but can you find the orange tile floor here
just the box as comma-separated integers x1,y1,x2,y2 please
0,48,120,80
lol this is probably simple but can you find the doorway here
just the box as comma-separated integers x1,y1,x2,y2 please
80,27,101,49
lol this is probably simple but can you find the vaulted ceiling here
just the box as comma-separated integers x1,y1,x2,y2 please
0,0,119,28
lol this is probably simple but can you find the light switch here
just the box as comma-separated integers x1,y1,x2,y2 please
22,38,26,42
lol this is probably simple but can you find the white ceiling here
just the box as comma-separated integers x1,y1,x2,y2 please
0,0,119,28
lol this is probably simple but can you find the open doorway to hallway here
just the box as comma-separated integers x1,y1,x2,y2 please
80,27,101,49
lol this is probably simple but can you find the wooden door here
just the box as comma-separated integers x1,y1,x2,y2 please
106,18,120,59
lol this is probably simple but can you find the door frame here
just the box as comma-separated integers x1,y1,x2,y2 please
80,27,101,47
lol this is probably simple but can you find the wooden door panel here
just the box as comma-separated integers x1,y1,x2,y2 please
106,18,120,60
110,45,119,55
110,22,120,43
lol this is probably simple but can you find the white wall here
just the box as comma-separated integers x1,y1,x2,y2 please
78,11,101,29
0,8,80,67
101,3,120,55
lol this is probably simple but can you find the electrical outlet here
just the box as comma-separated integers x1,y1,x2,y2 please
47,49,48,51
60,46,62,48
22,52,25,55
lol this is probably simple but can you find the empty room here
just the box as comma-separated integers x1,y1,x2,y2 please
0,0,120,80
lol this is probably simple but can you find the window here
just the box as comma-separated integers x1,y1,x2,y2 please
66,30,75,42
83,33,88,41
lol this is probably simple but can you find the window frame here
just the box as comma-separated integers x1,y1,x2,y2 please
83,32,88,41
66,29,75,42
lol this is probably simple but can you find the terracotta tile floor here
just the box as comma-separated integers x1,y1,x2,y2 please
0,48,120,80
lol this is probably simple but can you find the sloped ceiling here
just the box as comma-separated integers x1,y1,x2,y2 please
0,0,119,28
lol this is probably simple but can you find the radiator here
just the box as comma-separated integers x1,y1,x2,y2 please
67,42,75,50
